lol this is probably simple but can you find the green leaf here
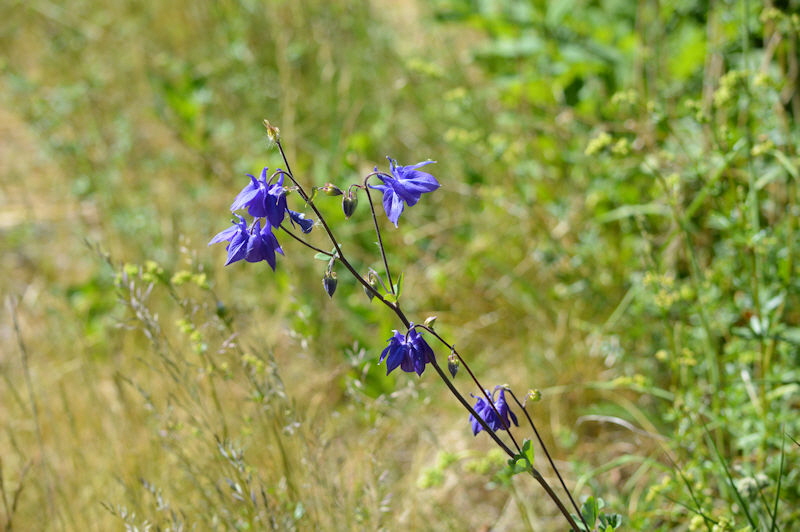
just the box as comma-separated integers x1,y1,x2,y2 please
580,496,599,527
599,512,623,529
520,438,534,465
313,249,336,261
498,439,535,484
393,272,404,300
772,149,799,179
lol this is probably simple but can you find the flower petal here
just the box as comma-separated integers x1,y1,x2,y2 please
289,210,314,233
382,189,405,226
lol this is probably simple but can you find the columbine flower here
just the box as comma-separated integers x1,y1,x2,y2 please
288,210,314,234
370,157,440,226
469,387,518,436
209,217,284,269
208,215,250,266
230,167,288,227
379,329,435,376
245,220,284,270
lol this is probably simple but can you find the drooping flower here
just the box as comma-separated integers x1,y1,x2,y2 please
230,167,288,227
288,210,314,234
378,329,435,376
208,215,250,266
469,387,518,436
209,217,284,269
244,220,284,270
369,157,440,226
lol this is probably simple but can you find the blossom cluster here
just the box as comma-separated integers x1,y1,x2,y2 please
210,156,519,440
209,168,313,270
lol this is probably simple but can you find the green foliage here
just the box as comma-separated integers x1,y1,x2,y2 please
497,438,535,485
572,496,623,532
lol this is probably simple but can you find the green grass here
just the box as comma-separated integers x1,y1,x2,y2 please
1,0,798,530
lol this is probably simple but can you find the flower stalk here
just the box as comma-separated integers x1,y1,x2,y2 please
209,123,590,530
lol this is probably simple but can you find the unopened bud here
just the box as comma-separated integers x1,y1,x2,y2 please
364,271,380,301
447,349,459,378
323,271,338,297
423,316,437,329
524,389,541,407
342,191,358,218
320,183,343,196
263,119,280,142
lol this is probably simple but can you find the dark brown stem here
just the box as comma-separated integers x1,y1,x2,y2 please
363,179,395,293
412,324,522,454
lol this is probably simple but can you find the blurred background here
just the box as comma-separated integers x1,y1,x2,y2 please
1,0,798,530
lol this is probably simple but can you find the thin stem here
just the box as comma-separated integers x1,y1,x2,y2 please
529,467,583,531
506,388,588,531
279,224,334,256
414,324,522,454
275,141,401,313
363,179,395,293
426,357,515,457
272,138,578,531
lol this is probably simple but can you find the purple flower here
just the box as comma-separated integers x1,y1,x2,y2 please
208,215,250,266
209,216,284,269
370,158,440,226
244,220,284,270
230,168,288,227
288,210,314,234
469,387,518,436
379,329,435,376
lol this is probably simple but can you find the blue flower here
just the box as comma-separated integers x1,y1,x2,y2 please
230,168,288,227
469,387,518,436
209,216,284,269
379,329,435,376
370,158,440,226
288,209,314,234
209,215,250,266
245,220,284,270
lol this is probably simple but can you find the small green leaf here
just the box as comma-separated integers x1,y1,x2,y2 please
599,513,623,529
501,439,535,479
393,272,404,299
521,439,534,464
580,496,599,527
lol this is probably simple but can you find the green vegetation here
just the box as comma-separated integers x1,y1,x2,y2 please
1,0,797,529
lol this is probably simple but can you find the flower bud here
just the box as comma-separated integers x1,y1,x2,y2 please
524,389,541,407
263,119,280,142
342,191,358,218
423,316,437,329
364,270,380,301
320,183,343,196
323,271,338,297
447,349,459,378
